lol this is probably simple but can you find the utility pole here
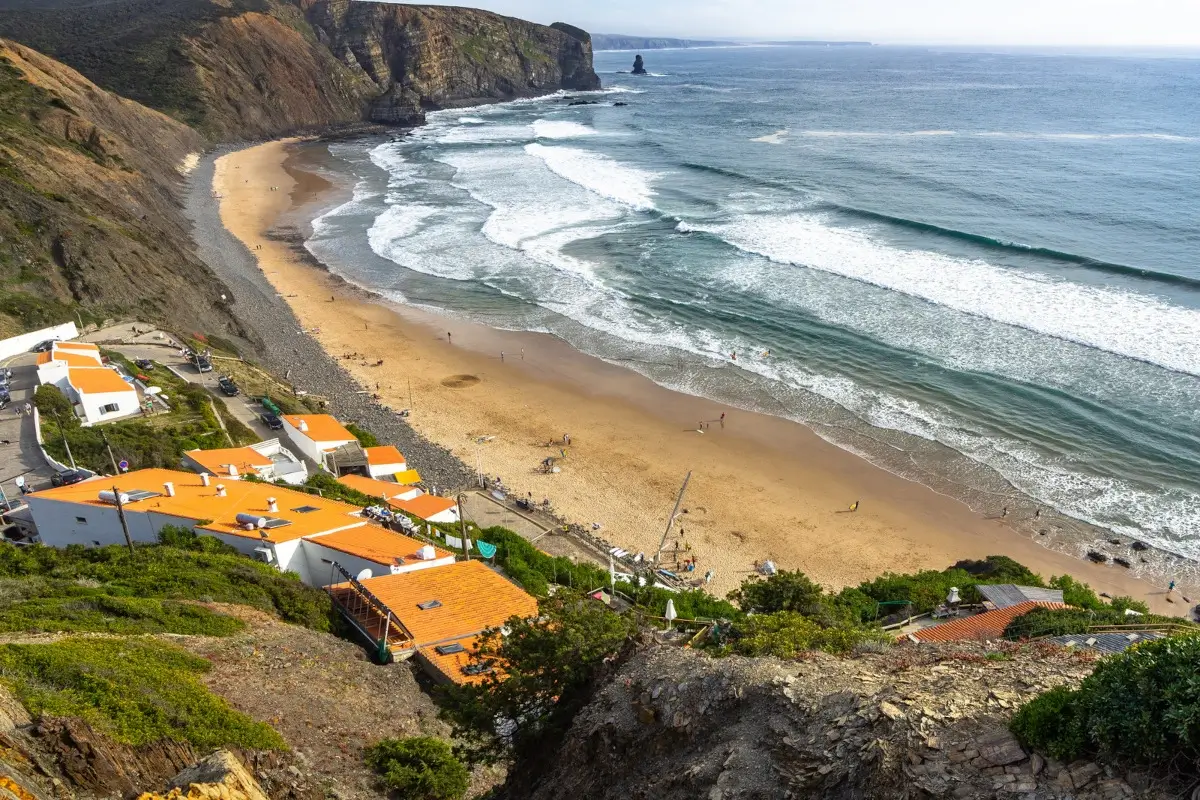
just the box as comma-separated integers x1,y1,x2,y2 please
100,430,119,475
52,412,76,469
653,471,692,568
456,494,469,560
112,485,135,557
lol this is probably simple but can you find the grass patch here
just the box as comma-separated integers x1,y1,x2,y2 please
0,585,243,636
0,541,336,632
0,638,284,749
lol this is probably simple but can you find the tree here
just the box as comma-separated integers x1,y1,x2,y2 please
1048,574,1103,610
729,570,828,616
730,611,890,658
364,737,469,800
33,384,75,421
439,591,639,764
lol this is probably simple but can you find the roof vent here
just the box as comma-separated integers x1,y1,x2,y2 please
435,642,465,655
417,544,436,560
200,473,211,487
417,600,442,611
163,482,175,497
298,419,309,433
228,464,239,478
215,484,227,497
267,497,278,513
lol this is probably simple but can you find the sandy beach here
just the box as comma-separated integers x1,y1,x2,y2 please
210,138,1192,616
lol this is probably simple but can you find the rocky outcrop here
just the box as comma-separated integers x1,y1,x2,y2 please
631,55,647,75
510,642,1174,800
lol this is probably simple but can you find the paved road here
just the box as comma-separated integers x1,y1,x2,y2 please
0,353,55,501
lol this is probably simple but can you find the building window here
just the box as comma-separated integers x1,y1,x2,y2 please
100,403,120,414
75,517,87,525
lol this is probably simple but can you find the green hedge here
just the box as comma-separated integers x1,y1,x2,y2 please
364,737,468,800
1003,605,1185,641
1011,634,1200,774
0,638,284,749
0,589,243,636
730,611,891,657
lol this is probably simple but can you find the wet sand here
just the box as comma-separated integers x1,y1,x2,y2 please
211,138,1192,616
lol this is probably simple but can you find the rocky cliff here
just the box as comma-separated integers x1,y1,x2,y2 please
507,642,1175,800
0,39,241,338
0,0,600,138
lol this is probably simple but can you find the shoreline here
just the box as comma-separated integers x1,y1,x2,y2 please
199,137,1192,616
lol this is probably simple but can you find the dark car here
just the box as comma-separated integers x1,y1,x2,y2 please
134,359,155,371
51,468,96,487
217,376,239,396
31,340,56,353
193,355,213,373
260,411,284,430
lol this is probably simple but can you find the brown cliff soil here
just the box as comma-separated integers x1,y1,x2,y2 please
510,641,1179,800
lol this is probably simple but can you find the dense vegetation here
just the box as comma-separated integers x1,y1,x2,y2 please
0,637,284,749
0,540,335,631
346,422,379,448
1011,634,1200,780
35,355,256,475
1003,603,1181,641
440,590,640,764
364,736,469,800
0,588,243,636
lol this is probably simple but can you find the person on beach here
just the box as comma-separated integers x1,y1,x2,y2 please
447,332,452,344
720,412,726,425
1169,580,1176,596
500,351,505,361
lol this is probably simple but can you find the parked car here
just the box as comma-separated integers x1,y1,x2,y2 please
217,376,239,397
193,354,213,373
260,411,284,430
31,340,56,353
134,359,154,371
51,468,96,487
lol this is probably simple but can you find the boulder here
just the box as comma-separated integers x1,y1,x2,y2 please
632,54,648,75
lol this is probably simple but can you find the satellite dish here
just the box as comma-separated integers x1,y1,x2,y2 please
145,386,162,395
356,568,373,581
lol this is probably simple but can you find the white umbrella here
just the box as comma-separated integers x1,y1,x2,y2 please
664,598,678,630
947,587,961,605
144,386,162,396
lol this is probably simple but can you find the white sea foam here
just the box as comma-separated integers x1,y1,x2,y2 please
459,117,485,124
430,124,533,144
367,203,440,247
524,143,660,211
751,129,789,144
799,129,1195,142
532,119,597,139
691,212,1200,377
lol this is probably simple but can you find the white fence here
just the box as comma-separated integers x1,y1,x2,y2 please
0,322,78,362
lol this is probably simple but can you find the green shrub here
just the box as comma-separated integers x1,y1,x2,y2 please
1011,634,1200,774
730,612,890,657
0,589,243,636
729,569,827,615
1108,595,1150,615
364,736,469,800
346,422,379,448
157,525,239,554
304,471,375,507
0,638,284,749
1048,574,1104,610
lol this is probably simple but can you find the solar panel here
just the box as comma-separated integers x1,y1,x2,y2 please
261,517,292,529
462,664,492,676
291,505,320,513
435,642,465,655
417,600,442,610
124,490,161,503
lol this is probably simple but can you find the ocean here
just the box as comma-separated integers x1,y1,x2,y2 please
305,45,1200,582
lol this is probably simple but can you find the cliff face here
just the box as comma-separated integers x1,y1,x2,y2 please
0,39,241,338
0,0,600,138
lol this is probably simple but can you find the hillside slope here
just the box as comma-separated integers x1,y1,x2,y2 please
0,0,600,138
0,40,240,337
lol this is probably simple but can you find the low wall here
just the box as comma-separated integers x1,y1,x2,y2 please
0,322,78,362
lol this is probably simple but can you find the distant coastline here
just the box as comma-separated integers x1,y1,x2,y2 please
592,33,871,51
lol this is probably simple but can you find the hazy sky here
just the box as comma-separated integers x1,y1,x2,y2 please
411,0,1200,46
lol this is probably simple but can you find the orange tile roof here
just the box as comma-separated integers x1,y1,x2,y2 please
366,445,405,466
54,341,99,352
392,493,457,521
31,468,365,544
337,473,420,501
282,414,355,443
68,367,134,395
305,525,451,567
907,601,1068,643
45,350,104,367
185,447,273,478
420,636,494,685
354,561,537,648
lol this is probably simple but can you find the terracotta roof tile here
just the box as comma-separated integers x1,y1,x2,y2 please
352,561,536,648
392,493,458,521
54,341,99,352
365,445,405,466
68,367,134,395
282,414,355,443
907,601,1068,643
337,473,420,501
419,635,495,685
304,526,451,567
185,447,273,478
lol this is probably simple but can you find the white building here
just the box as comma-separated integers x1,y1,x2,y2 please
281,414,357,465
0,321,77,362
337,474,460,525
365,445,406,479
180,439,308,485
36,342,139,426
22,468,454,586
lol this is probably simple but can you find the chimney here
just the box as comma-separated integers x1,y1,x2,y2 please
298,419,309,433
228,464,239,478
200,473,210,487
163,482,175,497
267,497,278,513
215,484,226,497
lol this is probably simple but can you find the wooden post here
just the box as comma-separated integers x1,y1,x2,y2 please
101,430,119,475
457,495,469,560
112,485,135,557
653,471,691,567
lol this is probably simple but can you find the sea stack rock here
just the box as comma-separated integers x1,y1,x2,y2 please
631,54,648,75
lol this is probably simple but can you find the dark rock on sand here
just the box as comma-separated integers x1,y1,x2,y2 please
1131,540,1150,551
1086,550,1109,563
614,101,628,106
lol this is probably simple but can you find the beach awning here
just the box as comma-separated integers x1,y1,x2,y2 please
393,469,422,485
